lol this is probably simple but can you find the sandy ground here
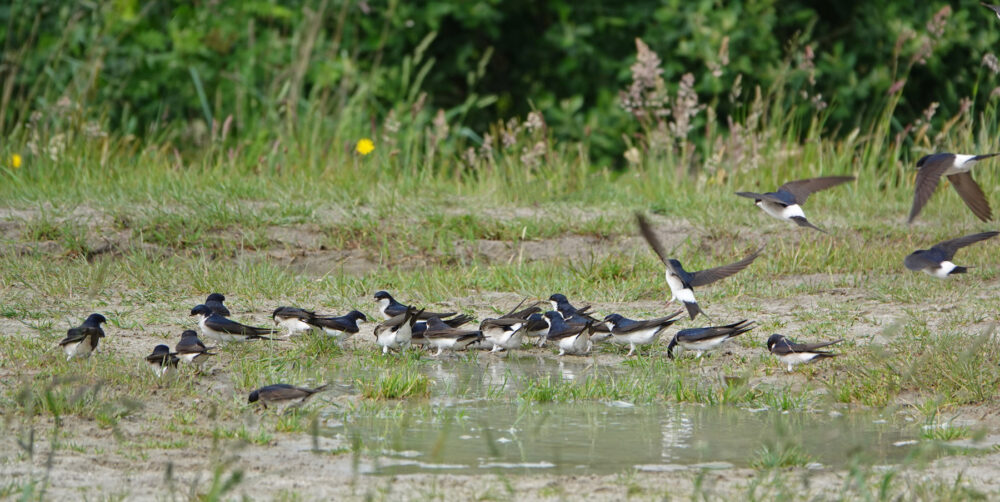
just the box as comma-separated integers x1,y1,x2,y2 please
3,205,1000,499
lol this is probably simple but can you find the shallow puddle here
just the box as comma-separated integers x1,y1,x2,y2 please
326,356,932,475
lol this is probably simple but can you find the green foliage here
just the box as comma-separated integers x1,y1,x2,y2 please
3,0,1000,168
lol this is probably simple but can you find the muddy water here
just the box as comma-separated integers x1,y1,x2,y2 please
324,356,928,475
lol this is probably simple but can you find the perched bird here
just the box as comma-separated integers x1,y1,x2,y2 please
904,231,999,278
736,176,854,232
549,294,587,318
983,2,1000,21
145,344,179,377
524,313,551,346
421,317,485,356
58,313,107,361
563,306,611,341
667,320,756,359
543,311,592,356
604,310,684,356
248,384,328,410
374,306,421,354
412,314,474,347
308,310,368,341
271,306,316,337
908,153,999,223
175,330,216,366
190,304,274,342
637,213,762,320
480,317,527,353
374,291,455,320
766,334,841,372
205,293,230,317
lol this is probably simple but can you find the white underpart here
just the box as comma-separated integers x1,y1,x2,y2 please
665,271,696,303
427,336,461,356
947,154,978,174
777,352,822,372
757,201,805,223
557,332,592,356
276,317,313,336
321,327,348,341
376,323,413,354
549,301,560,314
178,352,208,365
611,326,668,357
198,315,250,343
677,336,733,358
378,298,391,319
484,324,524,351
924,260,957,279
147,360,174,378
64,337,95,360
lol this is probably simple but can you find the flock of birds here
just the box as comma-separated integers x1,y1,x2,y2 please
52,149,1000,409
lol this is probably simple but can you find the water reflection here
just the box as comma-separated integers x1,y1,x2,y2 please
329,356,927,475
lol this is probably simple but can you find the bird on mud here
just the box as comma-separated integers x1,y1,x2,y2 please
374,291,456,321
667,320,756,359
766,334,841,372
248,384,328,410
59,313,108,361
604,310,684,357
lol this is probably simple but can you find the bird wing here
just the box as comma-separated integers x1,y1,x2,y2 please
789,338,842,353
908,156,952,223
736,191,792,205
261,385,313,401
205,316,270,336
636,213,671,265
444,314,475,328
689,248,763,287
779,176,854,204
903,251,939,271
932,231,1000,259
614,310,684,333
310,315,359,333
61,326,102,344
947,172,993,222
502,300,542,320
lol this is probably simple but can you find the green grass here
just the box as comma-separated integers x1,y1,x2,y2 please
3,36,1000,500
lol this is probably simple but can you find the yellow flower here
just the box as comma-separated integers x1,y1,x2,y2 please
10,154,21,169
355,138,375,156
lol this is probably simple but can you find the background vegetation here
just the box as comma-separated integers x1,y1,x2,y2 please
2,0,999,169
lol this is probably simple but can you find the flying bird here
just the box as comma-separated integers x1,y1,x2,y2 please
248,384,328,410
983,2,1000,21
604,310,684,356
766,334,841,372
908,153,999,223
904,231,999,278
736,176,854,232
666,320,756,359
636,213,762,320
59,313,107,360
374,291,455,320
